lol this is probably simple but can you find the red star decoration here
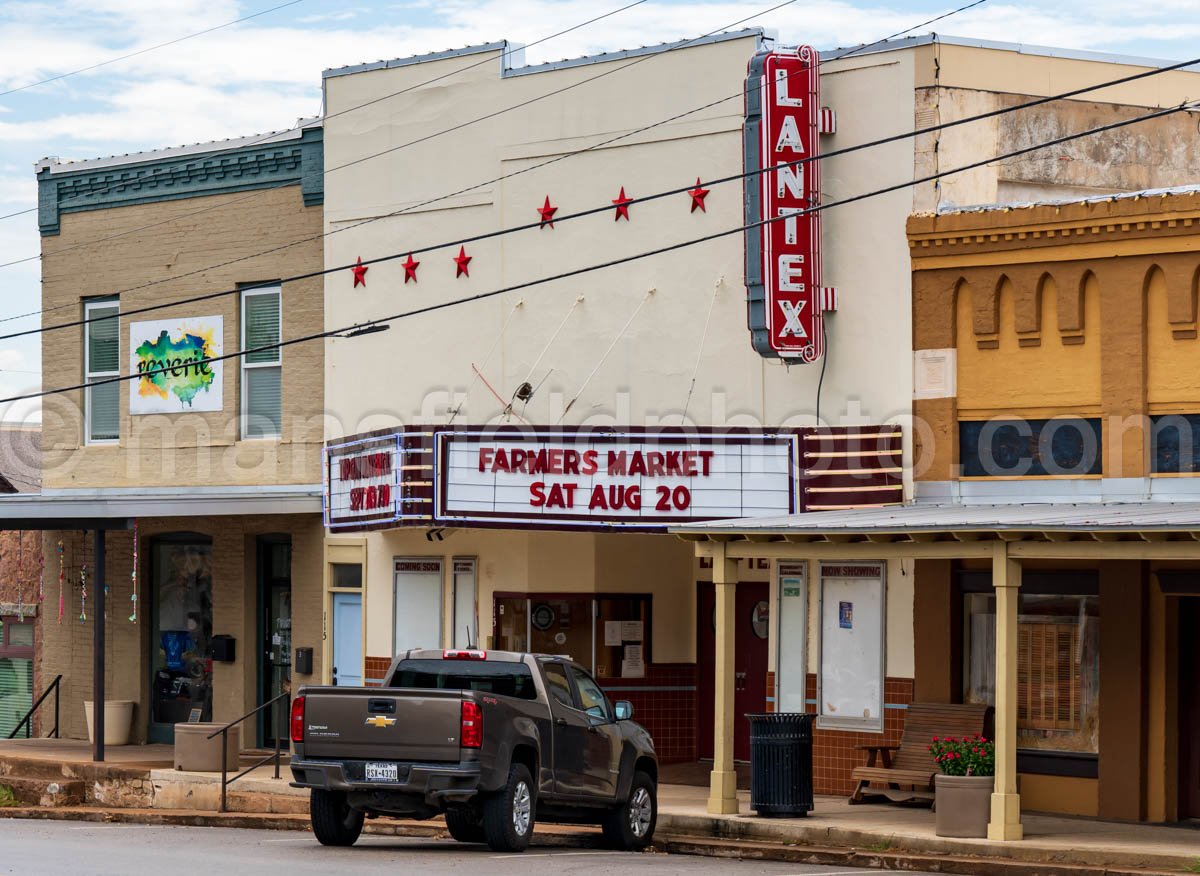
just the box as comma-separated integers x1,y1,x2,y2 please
688,178,710,213
402,253,419,283
612,186,633,221
453,245,472,278
537,195,558,229
351,256,368,287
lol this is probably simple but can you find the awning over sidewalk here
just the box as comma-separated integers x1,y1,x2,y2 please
672,500,1200,542
671,500,1200,840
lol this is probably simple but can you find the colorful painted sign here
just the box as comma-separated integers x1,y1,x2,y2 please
744,46,835,360
434,430,799,528
128,316,223,414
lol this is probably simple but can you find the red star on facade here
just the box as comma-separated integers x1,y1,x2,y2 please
537,196,558,229
688,178,710,213
351,256,368,287
453,246,472,278
612,186,633,221
402,253,419,283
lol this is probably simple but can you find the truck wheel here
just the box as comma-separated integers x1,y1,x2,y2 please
602,771,657,851
482,762,535,852
310,789,364,847
444,807,486,844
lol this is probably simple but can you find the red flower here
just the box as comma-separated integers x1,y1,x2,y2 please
932,736,940,742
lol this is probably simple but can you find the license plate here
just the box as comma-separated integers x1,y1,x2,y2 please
365,762,399,782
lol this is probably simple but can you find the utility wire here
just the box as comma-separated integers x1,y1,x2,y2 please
11,16,1186,333
0,0,649,224
0,0,308,100
4,100,1191,409
0,0,989,324
11,48,1198,348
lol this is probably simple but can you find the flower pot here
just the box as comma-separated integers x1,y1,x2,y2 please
934,773,992,838
83,700,135,746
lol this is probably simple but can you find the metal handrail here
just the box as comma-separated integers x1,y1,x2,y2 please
206,691,290,813
7,674,62,740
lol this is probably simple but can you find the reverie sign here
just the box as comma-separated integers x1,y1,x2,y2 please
744,46,835,361
128,316,223,414
435,431,798,528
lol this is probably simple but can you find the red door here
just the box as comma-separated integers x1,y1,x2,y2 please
696,581,770,762
1181,599,1200,819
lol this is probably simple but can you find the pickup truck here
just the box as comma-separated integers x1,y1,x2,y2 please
289,648,658,853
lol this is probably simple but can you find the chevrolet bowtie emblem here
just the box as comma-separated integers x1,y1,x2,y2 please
364,715,397,728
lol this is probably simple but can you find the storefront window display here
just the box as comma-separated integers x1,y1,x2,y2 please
151,538,214,735
493,594,650,679
964,590,1100,753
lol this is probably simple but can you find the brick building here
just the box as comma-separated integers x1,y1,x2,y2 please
9,121,327,747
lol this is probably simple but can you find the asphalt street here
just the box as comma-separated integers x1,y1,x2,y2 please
0,820,927,876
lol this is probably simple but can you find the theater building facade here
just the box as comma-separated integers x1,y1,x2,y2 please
317,28,1200,788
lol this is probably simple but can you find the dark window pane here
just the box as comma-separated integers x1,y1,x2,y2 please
1151,414,1200,473
390,659,536,700
959,418,1102,477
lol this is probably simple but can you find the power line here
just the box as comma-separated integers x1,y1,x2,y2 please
0,0,989,316
5,99,1191,409
12,47,1197,345
0,0,309,100
0,0,650,226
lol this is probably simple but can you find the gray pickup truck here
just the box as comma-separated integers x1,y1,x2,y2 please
289,648,658,853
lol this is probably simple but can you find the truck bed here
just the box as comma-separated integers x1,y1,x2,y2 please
300,685,466,762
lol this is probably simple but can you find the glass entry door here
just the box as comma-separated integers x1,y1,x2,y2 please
149,537,214,743
258,537,292,748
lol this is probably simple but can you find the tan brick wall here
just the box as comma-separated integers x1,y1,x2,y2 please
38,513,323,745
39,186,324,490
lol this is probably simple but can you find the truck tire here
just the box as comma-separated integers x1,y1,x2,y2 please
481,762,535,852
601,770,657,851
310,789,364,847
444,807,486,844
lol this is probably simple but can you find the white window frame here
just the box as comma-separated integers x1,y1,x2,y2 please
83,298,120,445
240,285,282,440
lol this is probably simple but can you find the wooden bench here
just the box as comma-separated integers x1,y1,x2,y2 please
848,702,994,805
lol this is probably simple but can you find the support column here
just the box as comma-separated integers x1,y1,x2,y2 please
988,541,1022,840
92,529,106,763
707,541,739,815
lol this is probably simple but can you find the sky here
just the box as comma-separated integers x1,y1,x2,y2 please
0,0,1198,424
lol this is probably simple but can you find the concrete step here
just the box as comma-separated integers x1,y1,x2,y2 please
0,775,86,807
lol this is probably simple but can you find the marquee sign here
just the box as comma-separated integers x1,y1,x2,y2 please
434,430,798,529
325,433,404,529
744,46,835,361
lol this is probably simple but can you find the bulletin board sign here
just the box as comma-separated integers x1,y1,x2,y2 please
817,561,885,731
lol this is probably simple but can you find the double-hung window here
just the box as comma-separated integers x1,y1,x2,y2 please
241,286,282,439
84,297,120,443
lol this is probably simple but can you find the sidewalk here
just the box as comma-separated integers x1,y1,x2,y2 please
2,739,1197,873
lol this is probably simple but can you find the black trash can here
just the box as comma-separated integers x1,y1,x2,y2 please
746,712,815,816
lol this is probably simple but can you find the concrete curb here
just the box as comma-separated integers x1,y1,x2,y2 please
655,812,1200,874
0,807,1188,875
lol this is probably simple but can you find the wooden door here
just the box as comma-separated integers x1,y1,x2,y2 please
696,582,770,762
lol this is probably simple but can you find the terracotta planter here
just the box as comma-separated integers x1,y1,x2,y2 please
934,773,993,838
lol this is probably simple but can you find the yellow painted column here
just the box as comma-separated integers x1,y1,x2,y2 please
988,541,1024,840
707,542,740,815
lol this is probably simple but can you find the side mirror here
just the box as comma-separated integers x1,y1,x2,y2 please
614,700,633,721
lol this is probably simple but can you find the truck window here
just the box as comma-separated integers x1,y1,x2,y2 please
570,666,612,721
542,662,574,707
390,659,537,700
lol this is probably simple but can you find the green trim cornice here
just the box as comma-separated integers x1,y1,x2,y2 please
37,126,323,236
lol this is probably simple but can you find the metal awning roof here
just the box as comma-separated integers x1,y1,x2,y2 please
0,484,322,529
672,501,1200,543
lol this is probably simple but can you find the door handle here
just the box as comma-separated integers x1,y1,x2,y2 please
586,724,600,735
555,717,568,726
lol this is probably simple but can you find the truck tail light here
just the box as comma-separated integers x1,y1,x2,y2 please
290,695,306,744
461,700,483,749
443,649,487,660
